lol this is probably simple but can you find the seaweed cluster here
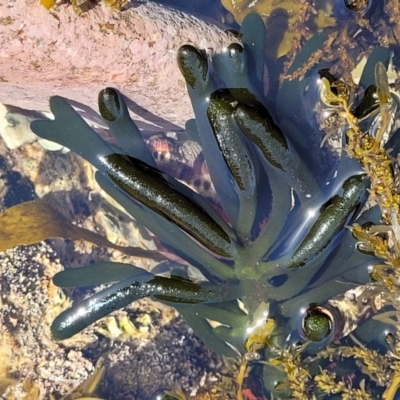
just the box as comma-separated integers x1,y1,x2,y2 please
221,0,337,58
18,7,400,398
221,0,400,91
2,0,400,397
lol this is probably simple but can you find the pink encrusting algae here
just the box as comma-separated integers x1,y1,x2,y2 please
0,0,237,127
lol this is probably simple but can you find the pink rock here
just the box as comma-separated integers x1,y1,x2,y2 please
0,1,236,127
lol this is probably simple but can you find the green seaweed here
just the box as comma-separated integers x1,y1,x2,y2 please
18,11,400,399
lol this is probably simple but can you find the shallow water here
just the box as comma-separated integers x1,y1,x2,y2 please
1,0,400,399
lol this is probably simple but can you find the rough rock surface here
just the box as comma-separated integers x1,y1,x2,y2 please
0,0,237,128
0,243,230,399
